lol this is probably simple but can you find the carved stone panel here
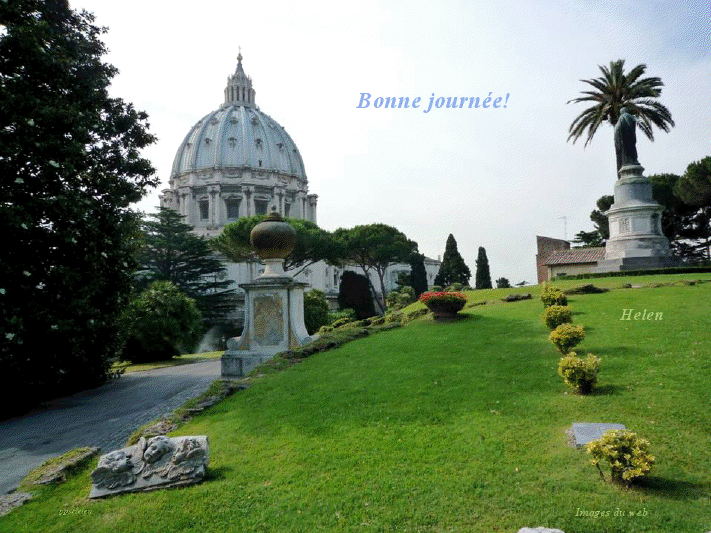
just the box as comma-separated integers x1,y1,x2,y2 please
253,294,284,346
89,435,209,498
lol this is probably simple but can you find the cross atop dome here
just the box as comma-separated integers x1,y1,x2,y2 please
224,49,255,107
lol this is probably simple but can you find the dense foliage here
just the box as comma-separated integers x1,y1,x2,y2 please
135,207,235,327
303,289,330,335
337,271,376,319
540,285,568,307
408,252,429,297
586,429,655,486
334,224,417,312
549,323,585,354
557,352,600,394
211,215,342,276
495,277,511,288
0,0,157,416
434,234,471,288
120,281,202,363
474,246,492,289
542,305,573,330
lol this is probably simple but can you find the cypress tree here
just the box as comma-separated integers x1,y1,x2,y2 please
475,247,493,289
409,253,429,297
434,234,471,287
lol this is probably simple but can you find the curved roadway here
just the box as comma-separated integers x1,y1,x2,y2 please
0,359,221,495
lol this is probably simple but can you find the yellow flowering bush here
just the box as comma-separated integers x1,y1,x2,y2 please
542,305,573,329
586,429,655,486
549,323,585,354
541,285,567,307
558,352,600,394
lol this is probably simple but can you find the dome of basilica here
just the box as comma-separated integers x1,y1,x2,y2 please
161,53,317,236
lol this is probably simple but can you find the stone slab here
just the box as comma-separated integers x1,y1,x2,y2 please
89,435,208,498
571,423,626,447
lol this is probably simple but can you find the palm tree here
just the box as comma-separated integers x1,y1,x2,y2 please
567,60,674,168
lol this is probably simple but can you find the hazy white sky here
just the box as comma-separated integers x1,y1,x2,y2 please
77,0,710,284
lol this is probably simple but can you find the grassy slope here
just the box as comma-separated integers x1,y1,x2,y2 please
4,274,710,533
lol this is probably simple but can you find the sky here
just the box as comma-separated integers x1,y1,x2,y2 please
76,0,710,285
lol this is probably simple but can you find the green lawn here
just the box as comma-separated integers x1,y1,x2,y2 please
111,351,223,374
4,273,710,532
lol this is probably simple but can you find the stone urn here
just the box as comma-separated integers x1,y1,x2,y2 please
250,207,296,277
420,292,467,319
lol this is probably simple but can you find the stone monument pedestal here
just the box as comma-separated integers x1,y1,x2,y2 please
221,276,315,377
592,164,676,273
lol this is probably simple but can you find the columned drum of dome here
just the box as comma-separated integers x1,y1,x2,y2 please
160,53,318,237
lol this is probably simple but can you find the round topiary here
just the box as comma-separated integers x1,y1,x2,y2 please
558,352,600,394
541,285,568,307
419,291,467,318
549,323,585,354
542,305,573,329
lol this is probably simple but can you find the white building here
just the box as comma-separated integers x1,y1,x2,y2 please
160,54,439,314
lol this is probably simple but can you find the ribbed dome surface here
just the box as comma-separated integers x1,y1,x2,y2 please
170,53,306,180
170,105,306,179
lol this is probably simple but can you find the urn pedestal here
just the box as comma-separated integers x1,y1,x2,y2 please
221,276,314,377
591,165,676,273
221,208,315,378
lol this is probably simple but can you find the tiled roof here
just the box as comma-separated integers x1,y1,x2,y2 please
545,247,606,265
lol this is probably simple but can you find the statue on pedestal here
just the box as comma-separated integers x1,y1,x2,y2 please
614,107,639,174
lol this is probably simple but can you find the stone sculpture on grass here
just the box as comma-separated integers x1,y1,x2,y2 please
90,435,209,498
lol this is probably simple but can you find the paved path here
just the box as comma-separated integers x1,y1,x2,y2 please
0,359,221,495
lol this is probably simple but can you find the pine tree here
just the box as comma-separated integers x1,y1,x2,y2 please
0,0,157,415
135,207,236,327
475,247,493,289
434,234,471,287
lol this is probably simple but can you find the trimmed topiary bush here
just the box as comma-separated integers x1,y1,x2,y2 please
586,429,655,486
445,282,464,291
120,281,202,363
558,352,600,394
541,285,568,307
542,305,573,329
549,323,585,354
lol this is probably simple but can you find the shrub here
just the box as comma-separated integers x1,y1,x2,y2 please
445,282,464,291
304,290,330,335
419,291,467,317
586,430,655,486
549,323,585,354
564,284,609,295
558,352,600,394
541,285,568,307
430,285,443,292
120,281,203,363
338,271,376,320
328,308,357,325
386,286,416,312
542,305,573,329
496,277,511,288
